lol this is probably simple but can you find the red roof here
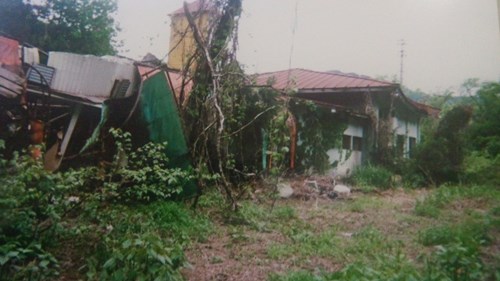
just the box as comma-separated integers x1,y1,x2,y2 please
410,100,440,118
171,0,215,15
254,68,394,91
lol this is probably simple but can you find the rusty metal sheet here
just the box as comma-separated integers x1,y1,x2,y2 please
0,36,24,98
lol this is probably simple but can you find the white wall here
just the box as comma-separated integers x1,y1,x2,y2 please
327,123,363,177
392,116,419,157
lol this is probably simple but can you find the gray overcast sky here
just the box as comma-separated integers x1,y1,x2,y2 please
116,0,500,93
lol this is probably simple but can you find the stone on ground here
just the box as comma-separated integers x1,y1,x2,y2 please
333,184,351,197
277,183,294,198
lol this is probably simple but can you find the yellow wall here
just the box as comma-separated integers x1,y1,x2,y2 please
168,12,212,71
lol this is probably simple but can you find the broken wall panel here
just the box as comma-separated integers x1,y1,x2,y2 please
0,36,24,98
47,52,137,104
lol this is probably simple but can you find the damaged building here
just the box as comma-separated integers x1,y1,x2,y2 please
254,68,438,176
0,34,191,172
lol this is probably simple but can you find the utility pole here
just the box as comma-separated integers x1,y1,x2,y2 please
399,39,405,86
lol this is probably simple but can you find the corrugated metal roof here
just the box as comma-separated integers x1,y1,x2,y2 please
47,52,137,104
254,68,394,91
171,0,215,15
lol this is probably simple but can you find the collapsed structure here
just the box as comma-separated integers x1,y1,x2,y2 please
0,35,192,178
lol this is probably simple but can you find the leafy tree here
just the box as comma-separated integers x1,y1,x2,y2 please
468,82,500,157
415,105,472,184
463,82,500,185
0,0,119,55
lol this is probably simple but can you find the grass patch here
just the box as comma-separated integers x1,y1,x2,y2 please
344,195,385,213
419,221,491,247
350,165,393,191
414,185,500,218
227,202,298,232
268,227,338,259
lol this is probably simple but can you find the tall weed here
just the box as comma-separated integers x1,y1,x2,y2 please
350,165,393,191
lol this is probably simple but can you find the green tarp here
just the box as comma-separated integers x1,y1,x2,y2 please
140,72,198,198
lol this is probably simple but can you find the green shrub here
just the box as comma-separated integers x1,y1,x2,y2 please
350,165,393,190
425,242,484,281
81,199,212,280
0,150,75,280
464,152,500,186
414,106,472,185
0,242,59,281
86,232,185,281
101,129,195,203
142,202,212,244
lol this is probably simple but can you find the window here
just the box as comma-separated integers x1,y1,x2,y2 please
343,135,362,151
409,137,416,158
342,135,351,150
396,134,405,157
352,136,363,151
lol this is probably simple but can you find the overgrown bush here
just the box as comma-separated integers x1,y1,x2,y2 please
0,131,204,280
463,152,500,186
425,242,485,281
86,232,185,281
350,165,393,191
84,201,212,281
102,128,195,203
413,106,472,185
0,146,72,280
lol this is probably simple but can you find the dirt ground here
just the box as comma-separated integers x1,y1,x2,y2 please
181,187,432,281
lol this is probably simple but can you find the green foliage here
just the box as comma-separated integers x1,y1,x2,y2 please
350,165,393,190
290,100,347,173
0,242,59,281
269,253,420,281
268,227,338,259
0,0,119,55
84,201,211,281
0,133,203,279
468,82,500,157
269,242,487,281
425,242,485,281
419,221,490,247
221,86,282,178
103,128,194,203
414,106,472,184
0,148,96,279
463,152,500,186
268,271,327,281
86,232,185,281
414,185,500,218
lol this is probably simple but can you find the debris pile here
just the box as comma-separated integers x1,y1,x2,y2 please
281,176,351,200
